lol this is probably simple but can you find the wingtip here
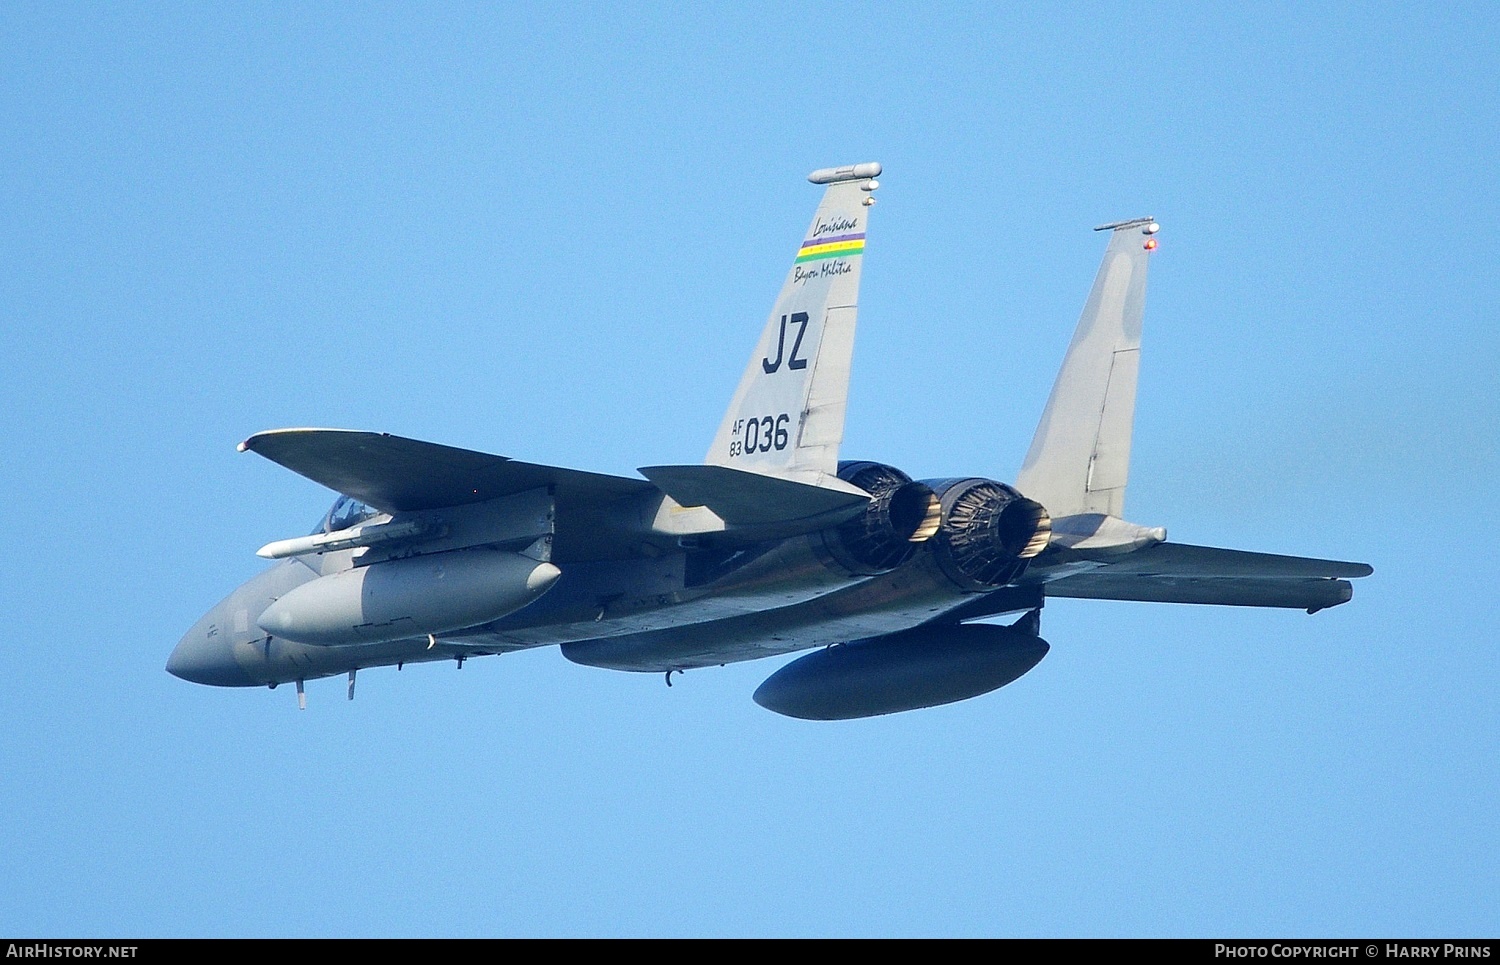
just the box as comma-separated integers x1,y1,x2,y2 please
239,427,367,454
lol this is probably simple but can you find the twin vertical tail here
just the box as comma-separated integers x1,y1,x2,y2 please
704,163,882,486
1016,218,1159,523
689,178,1158,547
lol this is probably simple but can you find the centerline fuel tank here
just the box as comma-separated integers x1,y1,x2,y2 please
752,620,1049,720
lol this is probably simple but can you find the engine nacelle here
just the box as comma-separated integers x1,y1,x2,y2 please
816,461,941,575
923,478,1051,590
257,549,561,646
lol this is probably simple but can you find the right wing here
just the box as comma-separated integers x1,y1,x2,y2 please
240,428,652,513
240,429,660,562
1036,542,1373,613
240,429,866,560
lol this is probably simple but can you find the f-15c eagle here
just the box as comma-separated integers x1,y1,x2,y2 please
170,163,1371,719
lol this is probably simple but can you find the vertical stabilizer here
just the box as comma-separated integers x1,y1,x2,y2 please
1016,218,1158,518
705,163,881,484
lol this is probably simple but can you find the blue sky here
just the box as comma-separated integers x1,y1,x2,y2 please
1,2,1496,937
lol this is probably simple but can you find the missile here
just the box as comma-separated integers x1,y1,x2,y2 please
257,549,560,646
256,518,440,559
752,621,1049,720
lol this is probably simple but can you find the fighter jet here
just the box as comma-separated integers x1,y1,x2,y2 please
169,163,1371,719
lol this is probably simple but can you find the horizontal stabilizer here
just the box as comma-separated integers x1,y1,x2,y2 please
1065,542,1372,579
241,429,651,513
1040,541,1372,611
1045,574,1357,611
638,464,868,527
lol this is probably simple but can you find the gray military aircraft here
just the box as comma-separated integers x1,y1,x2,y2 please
169,163,1371,718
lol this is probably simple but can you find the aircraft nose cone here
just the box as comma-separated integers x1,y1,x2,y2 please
168,616,254,687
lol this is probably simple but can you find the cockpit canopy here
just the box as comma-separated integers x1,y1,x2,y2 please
320,494,379,534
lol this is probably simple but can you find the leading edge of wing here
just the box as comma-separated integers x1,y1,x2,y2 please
1035,541,1372,612
240,428,653,513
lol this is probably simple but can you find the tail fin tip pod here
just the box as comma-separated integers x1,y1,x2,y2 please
705,164,882,485
808,162,882,184
1016,218,1159,519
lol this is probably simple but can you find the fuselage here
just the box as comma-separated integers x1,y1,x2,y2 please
168,533,1025,688
168,473,1064,689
